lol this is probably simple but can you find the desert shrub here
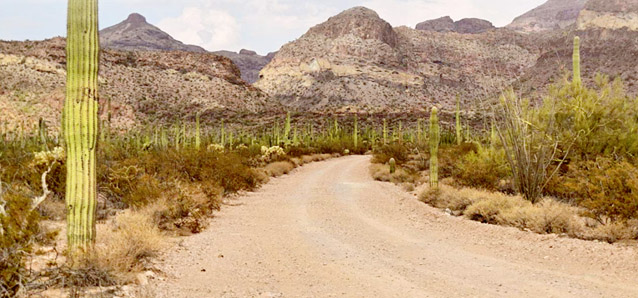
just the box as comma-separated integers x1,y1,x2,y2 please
464,194,529,224
419,185,476,212
546,157,638,223
265,161,295,177
499,199,583,235
0,192,42,297
147,184,220,235
549,76,638,160
369,163,417,184
79,210,163,284
454,144,509,191
589,222,636,243
372,143,409,165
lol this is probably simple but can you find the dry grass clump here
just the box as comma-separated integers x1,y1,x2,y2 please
420,185,585,237
84,210,163,284
369,163,416,184
265,161,295,177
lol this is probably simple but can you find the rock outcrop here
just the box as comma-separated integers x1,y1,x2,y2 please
577,0,638,31
101,13,273,84
100,13,206,53
507,0,587,33
0,38,279,130
214,50,276,84
256,7,538,114
416,17,495,34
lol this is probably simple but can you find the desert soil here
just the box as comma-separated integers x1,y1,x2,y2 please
151,156,638,298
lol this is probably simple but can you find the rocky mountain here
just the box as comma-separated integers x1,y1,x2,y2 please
256,7,538,114
100,13,206,53
100,13,272,84
214,50,276,83
416,16,495,34
577,0,638,31
0,38,279,130
507,0,587,33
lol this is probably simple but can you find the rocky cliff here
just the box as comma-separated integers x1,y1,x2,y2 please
214,50,276,84
416,17,495,34
100,13,206,53
577,0,638,31
507,0,587,33
0,38,279,130
256,7,538,114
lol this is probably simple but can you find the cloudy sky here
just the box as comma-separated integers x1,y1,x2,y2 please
0,0,546,54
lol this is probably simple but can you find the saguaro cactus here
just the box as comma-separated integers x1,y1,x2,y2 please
389,158,396,174
284,111,291,141
383,118,388,145
455,95,462,145
573,36,581,87
64,0,99,257
195,113,201,150
353,115,358,148
429,107,440,189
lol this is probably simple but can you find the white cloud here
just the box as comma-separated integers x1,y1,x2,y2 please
158,6,240,51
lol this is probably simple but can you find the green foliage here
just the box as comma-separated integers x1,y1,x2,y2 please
1,191,43,297
549,75,638,160
371,143,409,165
454,144,509,191
546,157,638,223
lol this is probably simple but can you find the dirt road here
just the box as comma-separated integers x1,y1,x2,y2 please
152,156,638,297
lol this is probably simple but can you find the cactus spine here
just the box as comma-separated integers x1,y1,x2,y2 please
429,107,440,189
64,0,99,257
455,95,462,145
573,36,581,87
389,158,396,174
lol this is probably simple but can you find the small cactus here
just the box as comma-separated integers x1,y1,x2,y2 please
389,158,396,174
455,95,462,145
344,149,350,155
429,107,440,189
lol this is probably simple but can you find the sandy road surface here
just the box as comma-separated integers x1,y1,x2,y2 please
152,156,638,298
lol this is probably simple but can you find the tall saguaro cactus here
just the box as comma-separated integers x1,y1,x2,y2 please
573,36,581,87
455,95,462,145
429,107,440,189
64,0,99,257
353,115,358,148
383,118,388,145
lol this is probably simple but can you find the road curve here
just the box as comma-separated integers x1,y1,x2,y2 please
152,155,638,298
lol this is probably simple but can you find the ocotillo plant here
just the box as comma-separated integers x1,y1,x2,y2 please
573,36,581,87
429,107,440,189
389,158,396,174
456,95,462,145
64,0,99,257
353,115,358,148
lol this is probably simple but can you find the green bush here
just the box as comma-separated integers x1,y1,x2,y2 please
372,143,409,165
546,157,638,223
1,192,42,297
454,144,509,191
